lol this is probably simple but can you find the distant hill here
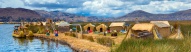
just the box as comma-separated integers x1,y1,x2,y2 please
34,10,89,22
1,8,191,22
0,8,109,22
35,10,112,22
0,8,42,22
117,9,191,21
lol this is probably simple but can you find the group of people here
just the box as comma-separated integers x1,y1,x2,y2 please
46,29,58,37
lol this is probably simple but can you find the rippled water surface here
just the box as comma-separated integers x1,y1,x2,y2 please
0,24,73,52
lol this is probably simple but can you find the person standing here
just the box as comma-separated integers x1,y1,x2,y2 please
54,30,58,36
46,30,50,36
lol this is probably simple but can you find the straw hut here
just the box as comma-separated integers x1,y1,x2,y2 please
109,22,125,32
96,24,107,32
54,21,64,26
55,22,60,26
57,21,70,33
132,23,154,32
83,23,95,31
32,22,40,26
36,22,43,26
169,26,184,39
150,21,171,38
46,19,53,24
42,22,46,26
128,23,160,39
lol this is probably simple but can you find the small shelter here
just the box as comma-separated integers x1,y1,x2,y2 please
31,22,37,25
42,22,46,26
55,22,60,26
57,21,70,33
36,22,43,26
96,24,107,32
169,26,184,39
132,23,154,32
109,22,125,32
150,21,171,38
127,23,160,39
46,19,53,24
83,23,95,31
54,21,63,26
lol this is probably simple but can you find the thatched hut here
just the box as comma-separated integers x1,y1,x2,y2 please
168,26,184,39
57,21,70,33
83,23,95,31
36,22,43,26
32,22,37,25
55,22,60,26
42,22,46,26
46,19,53,24
54,21,64,26
150,21,171,38
109,22,125,32
132,23,154,32
96,24,107,32
127,23,160,39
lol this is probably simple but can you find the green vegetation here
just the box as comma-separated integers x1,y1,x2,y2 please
97,37,115,47
114,36,191,52
28,25,39,33
37,26,46,34
180,24,191,36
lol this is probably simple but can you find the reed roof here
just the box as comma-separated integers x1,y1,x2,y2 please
132,23,155,32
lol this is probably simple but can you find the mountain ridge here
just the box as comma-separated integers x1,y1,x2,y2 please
0,8,191,22
118,9,191,21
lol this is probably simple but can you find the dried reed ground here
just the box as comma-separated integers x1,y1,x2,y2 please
34,33,110,52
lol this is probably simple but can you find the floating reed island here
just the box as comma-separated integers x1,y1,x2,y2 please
12,19,186,52
12,19,111,52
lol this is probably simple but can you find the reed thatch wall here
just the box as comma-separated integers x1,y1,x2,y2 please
110,26,124,32
157,27,171,38
96,24,107,32
58,26,70,33
83,23,95,31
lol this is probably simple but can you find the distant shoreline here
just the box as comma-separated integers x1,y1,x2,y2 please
1,20,191,23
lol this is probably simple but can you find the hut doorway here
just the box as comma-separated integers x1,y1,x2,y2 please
100,28,103,32
88,27,90,31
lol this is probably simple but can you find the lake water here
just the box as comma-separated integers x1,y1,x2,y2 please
0,24,73,52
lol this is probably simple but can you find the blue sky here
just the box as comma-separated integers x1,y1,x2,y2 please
0,0,191,17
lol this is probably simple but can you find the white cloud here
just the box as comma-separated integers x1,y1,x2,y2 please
24,0,57,4
81,0,125,17
0,0,25,8
64,0,191,17
1,0,191,17
65,8,78,13
129,1,191,14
